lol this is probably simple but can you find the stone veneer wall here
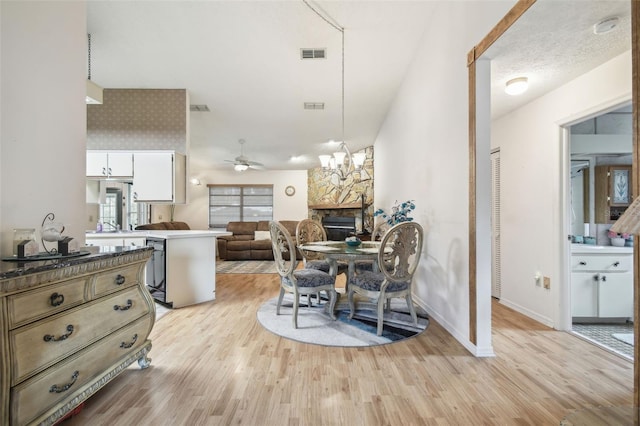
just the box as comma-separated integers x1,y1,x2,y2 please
307,146,374,234
87,89,187,154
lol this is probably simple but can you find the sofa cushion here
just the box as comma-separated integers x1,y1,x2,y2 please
227,240,252,251
250,239,272,250
226,221,258,236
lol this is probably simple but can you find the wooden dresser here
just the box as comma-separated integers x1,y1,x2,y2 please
0,246,154,426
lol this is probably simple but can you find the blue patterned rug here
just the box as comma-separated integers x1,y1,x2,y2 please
257,293,429,347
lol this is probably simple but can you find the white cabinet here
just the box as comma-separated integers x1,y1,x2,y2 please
87,151,133,178
132,151,186,204
571,246,633,319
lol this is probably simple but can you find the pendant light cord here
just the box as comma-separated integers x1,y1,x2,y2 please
87,33,92,80
302,0,345,144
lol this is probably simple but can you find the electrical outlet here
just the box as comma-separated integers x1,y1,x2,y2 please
158,215,163,220
543,276,551,289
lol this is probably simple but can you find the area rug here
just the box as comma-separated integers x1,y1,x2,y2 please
257,293,429,347
216,259,277,274
612,333,634,346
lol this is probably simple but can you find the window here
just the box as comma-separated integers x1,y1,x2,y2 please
209,185,273,228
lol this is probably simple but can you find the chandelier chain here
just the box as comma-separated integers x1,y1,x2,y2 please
87,33,92,80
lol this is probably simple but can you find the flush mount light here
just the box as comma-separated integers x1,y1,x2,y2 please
593,16,619,35
505,77,528,96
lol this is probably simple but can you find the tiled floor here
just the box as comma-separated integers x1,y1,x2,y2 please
572,322,633,359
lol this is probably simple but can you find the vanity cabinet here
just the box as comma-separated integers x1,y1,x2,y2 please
86,151,134,179
132,151,186,204
0,248,154,426
571,246,633,319
595,165,632,223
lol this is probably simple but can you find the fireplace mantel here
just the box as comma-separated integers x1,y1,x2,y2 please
308,202,370,210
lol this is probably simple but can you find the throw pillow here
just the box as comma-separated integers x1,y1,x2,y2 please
254,230,271,241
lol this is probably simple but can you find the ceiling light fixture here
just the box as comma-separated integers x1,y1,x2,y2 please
593,16,619,35
234,163,249,172
86,33,103,104
304,1,365,182
505,77,528,96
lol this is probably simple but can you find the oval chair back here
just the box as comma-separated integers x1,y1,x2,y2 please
296,219,328,262
270,221,297,279
378,221,423,284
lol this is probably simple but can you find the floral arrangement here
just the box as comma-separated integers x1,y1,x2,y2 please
374,200,415,226
608,230,631,240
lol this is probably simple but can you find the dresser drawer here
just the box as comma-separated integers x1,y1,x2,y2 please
10,286,149,385
571,254,632,272
7,278,88,330
93,264,140,297
11,314,153,426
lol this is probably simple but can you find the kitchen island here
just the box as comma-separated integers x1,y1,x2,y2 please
86,230,231,308
0,245,154,426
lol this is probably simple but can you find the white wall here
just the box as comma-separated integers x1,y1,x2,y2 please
492,50,632,328
373,1,516,355
1,1,87,256
172,168,309,230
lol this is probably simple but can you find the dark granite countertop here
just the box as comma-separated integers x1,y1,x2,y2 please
0,245,152,281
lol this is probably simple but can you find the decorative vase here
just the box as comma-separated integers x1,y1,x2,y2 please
610,237,626,247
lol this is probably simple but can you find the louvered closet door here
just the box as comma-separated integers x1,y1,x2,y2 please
491,151,501,299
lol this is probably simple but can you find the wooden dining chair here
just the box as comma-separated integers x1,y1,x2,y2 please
270,221,337,329
347,221,424,336
296,219,348,277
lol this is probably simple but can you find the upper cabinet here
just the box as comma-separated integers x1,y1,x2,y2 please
595,165,632,223
132,151,186,204
87,151,133,178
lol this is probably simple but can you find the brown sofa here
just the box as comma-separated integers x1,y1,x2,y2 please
217,220,301,261
135,221,191,231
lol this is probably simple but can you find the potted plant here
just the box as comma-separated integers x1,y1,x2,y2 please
374,200,415,226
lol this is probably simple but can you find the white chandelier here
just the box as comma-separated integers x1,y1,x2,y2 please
319,142,366,181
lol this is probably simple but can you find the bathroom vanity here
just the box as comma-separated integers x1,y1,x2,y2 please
571,244,633,319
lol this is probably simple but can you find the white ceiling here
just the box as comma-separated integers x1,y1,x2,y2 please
87,0,633,172
485,0,631,119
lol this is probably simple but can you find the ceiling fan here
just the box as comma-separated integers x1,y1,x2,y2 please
224,139,264,171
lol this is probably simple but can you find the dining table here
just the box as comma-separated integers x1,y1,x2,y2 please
297,240,383,292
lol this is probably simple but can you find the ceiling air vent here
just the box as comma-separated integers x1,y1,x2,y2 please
190,104,210,112
304,102,325,110
301,48,326,59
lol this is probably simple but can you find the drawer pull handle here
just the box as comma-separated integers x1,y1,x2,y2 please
579,261,587,266
114,299,133,311
43,324,74,342
49,370,79,393
50,292,65,307
120,333,139,349
601,275,607,282
613,261,620,267
115,274,126,286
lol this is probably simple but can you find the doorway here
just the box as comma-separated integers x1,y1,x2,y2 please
568,103,634,359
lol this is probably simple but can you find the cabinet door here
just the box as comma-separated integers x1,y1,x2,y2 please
599,273,633,318
86,152,108,177
107,152,133,178
133,152,174,202
571,272,598,317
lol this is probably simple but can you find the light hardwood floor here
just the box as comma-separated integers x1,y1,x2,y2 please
64,273,633,425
